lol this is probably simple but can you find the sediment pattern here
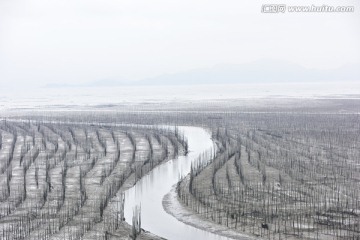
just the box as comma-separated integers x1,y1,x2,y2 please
0,120,187,240
178,115,360,239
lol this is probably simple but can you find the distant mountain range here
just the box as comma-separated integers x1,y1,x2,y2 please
45,60,360,88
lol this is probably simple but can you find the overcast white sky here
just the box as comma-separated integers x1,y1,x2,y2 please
0,0,359,88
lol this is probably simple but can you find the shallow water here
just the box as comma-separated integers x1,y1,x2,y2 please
2,82,360,110
123,126,234,240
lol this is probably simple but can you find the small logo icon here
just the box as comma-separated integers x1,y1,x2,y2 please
262,4,286,13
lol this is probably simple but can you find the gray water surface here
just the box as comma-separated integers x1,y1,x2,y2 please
123,126,234,240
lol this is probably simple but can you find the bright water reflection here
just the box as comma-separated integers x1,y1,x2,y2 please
124,126,234,240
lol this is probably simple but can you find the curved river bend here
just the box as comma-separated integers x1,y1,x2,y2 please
123,126,233,240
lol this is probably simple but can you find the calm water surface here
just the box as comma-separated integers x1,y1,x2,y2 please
123,126,234,240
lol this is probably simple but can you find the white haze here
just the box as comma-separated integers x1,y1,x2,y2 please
0,0,359,89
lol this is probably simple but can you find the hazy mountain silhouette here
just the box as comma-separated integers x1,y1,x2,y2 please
44,60,360,88
137,60,360,85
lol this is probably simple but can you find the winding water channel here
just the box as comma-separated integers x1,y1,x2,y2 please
123,126,235,240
